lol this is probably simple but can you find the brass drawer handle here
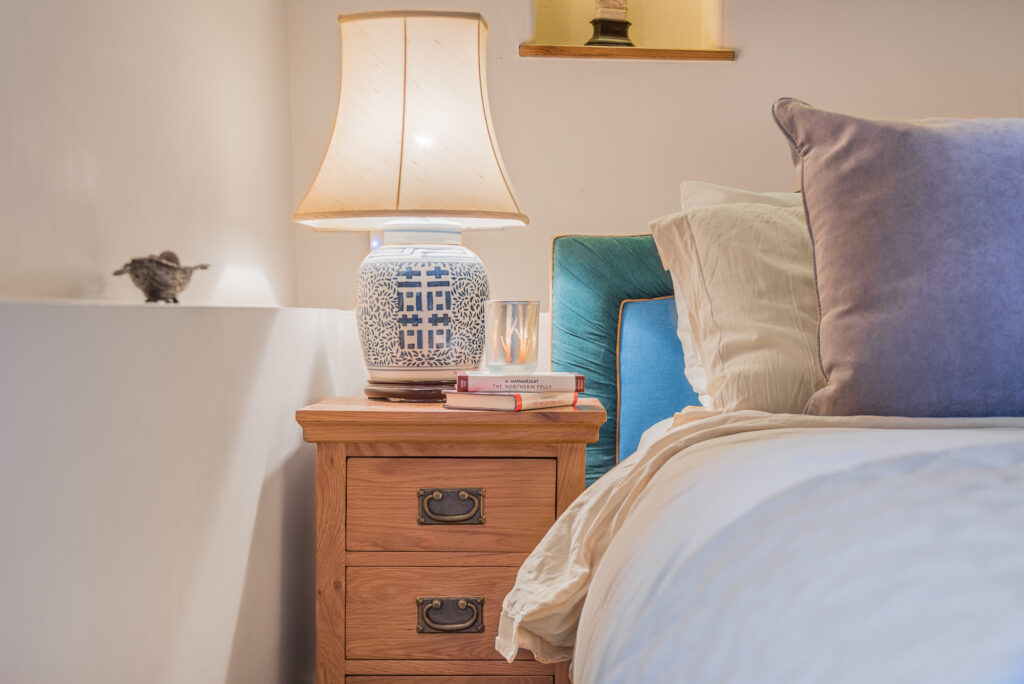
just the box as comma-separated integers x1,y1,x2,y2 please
416,596,484,633
417,487,486,525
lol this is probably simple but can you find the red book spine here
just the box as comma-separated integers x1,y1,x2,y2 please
456,374,468,392
516,392,577,411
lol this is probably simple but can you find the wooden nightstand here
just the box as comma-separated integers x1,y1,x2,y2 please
296,397,606,684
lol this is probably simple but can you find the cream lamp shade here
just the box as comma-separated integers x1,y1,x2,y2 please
293,10,528,230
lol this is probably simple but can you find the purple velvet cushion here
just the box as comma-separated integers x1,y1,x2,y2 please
772,98,1024,417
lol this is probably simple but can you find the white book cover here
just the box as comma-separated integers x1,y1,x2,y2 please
455,372,585,393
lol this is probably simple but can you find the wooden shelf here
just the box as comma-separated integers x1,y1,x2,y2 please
519,44,736,61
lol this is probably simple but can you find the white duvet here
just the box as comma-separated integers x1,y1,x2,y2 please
496,410,1024,684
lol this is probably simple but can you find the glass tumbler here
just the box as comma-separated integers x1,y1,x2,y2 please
484,300,540,373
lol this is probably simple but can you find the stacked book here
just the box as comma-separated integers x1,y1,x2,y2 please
443,372,586,411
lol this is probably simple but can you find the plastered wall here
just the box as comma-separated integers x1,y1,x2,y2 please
288,0,1024,310
0,0,297,306
0,303,363,684
4,0,1022,310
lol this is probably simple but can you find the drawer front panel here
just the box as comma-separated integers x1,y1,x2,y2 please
347,566,520,660
347,458,555,552
346,678,552,683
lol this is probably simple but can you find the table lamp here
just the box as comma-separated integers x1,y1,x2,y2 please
294,10,528,402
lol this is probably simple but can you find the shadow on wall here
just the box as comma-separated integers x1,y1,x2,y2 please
226,340,339,684
225,445,316,684
0,303,362,684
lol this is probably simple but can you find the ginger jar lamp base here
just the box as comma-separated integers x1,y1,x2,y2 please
355,220,489,402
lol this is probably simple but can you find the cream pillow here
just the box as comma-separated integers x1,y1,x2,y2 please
651,202,823,413
680,180,801,212
669,182,804,406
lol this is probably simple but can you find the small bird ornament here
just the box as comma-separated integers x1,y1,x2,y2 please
113,251,209,303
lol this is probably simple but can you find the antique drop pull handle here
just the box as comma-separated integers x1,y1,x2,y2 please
416,596,484,633
417,488,486,525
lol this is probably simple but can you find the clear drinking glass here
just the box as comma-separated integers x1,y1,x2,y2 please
484,300,540,373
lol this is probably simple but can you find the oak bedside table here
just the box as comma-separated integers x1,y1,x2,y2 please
296,397,606,684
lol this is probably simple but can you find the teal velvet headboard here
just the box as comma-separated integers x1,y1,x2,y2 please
551,235,699,485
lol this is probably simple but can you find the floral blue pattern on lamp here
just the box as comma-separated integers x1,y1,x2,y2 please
291,12,528,400
357,243,489,376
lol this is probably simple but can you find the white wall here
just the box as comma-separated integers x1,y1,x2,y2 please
0,302,546,684
0,302,363,684
6,0,1021,309
0,0,297,306
287,0,1024,309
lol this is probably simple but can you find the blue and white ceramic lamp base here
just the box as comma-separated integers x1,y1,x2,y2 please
356,226,489,400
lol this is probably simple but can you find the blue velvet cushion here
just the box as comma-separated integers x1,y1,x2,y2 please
552,235,697,485
617,297,699,460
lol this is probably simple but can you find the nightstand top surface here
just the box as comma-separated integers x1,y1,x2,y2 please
297,396,605,427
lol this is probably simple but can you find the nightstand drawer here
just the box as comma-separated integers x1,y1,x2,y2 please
347,458,556,552
346,566,520,660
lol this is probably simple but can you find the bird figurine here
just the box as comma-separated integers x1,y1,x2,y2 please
113,251,209,303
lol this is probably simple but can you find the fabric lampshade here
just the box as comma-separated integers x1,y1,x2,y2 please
293,11,528,231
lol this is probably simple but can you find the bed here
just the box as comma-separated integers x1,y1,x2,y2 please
497,102,1024,683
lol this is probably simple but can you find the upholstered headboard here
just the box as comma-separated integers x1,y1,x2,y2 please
551,235,699,485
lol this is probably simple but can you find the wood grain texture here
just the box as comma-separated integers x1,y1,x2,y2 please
302,423,601,445
297,398,606,445
555,444,586,517
346,551,528,567
345,443,558,458
347,458,555,552
300,397,604,423
346,566,522,660
346,677,552,683
302,397,605,680
317,443,347,683
518,44,736,60
554,445,584,684
344,661,555,676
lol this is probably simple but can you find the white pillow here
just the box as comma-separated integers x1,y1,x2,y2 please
660,182,805,407
680,180,801,212
651,202,823,413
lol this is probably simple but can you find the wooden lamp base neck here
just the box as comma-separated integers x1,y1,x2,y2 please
364,379,454,403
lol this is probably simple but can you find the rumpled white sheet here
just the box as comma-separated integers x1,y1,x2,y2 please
496,409,1024,681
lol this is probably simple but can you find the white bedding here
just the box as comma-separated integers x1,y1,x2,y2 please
497,410,1024,683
